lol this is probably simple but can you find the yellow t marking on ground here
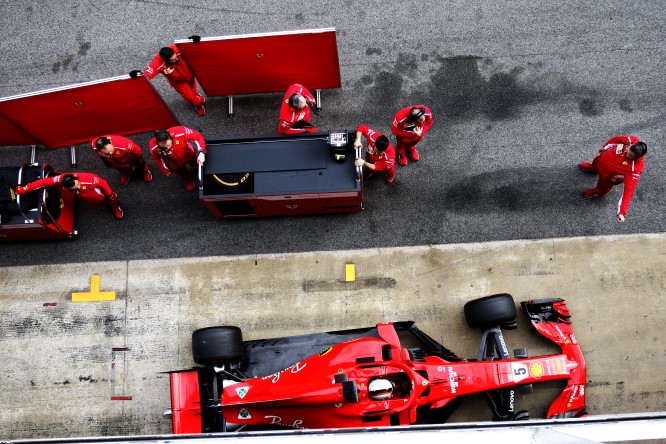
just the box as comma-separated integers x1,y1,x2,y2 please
345,263,356,282
72,274,116,302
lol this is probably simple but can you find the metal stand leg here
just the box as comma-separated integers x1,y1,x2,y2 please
315,89,322,111
30,145,37,164
70,145,77,168
228,96,234,117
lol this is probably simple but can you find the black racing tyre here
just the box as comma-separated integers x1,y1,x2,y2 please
192,326,244,365
464,293,517,329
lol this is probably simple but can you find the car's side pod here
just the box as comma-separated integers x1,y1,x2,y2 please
522,298,588,419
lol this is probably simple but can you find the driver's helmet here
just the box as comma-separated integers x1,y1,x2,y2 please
368,378,394,400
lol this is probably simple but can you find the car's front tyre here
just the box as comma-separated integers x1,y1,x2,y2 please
464,293,517,329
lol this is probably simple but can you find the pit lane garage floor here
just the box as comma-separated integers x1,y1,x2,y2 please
0,233,664,439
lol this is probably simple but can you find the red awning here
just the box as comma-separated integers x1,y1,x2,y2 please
175,28,341,96
0,76,179,150
0,113,39,146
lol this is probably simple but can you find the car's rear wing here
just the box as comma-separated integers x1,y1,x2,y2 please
169,370,203,434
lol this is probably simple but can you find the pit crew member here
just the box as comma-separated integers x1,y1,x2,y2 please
92,135,152,185
353,124,396,183
149,126,207,191
579,135,647,223
144,45,206,116
278,83,317,134
391,105,433,166
15,172,123,219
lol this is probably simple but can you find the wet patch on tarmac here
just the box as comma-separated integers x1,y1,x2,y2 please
443,167,586,213
579,96,603,116
355,51,634,122
78,41,91,56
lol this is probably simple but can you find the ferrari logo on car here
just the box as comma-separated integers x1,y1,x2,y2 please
318,347,333,357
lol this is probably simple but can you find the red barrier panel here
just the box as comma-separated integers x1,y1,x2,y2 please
175,28,341,96
0,76,178,150
0,113,39,147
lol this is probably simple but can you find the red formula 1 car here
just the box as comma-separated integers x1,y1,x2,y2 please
168,294,586,433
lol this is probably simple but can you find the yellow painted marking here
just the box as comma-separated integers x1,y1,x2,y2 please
345,264,356,282
72,274,116,302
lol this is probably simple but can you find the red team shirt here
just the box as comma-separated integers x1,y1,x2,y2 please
144,44,195,86
148,126,207,175
278,84,317,134
594,135,645,217
391,105,433,142
21,172,113,205
91,135,144,170
356,124,396,175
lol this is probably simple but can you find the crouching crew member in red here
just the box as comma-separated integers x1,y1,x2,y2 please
149,126,206,191
144,45,206,116
353,124,396,183
278,83,317,134
579,135,648,223
15,172,123,219
92,135,152,185
391,105,433,166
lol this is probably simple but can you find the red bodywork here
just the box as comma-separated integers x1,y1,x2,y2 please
170,301,586,432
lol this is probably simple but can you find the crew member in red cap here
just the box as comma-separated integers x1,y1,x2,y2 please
391,105,433,166
579,135,647,223
149,126,207,191
278,83,317,134
144,45,206,116
353,124,396,183
15,172,123,219
92,135,152,185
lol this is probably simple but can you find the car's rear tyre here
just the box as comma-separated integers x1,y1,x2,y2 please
464,293,517,329
192,326,244,365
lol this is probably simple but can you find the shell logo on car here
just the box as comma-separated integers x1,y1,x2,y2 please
530,361,544,379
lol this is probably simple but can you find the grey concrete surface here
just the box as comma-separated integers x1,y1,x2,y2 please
0,1,665,265
0,233,664,439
